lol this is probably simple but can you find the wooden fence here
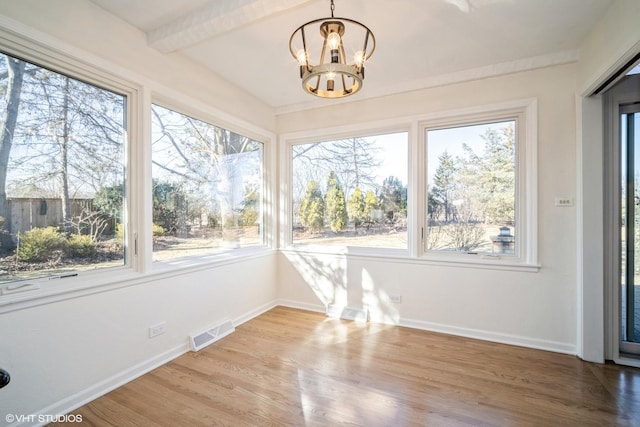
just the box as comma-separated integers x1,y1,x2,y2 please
6,198,95,239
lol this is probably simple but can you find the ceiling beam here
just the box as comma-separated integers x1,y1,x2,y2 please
147,0,314,53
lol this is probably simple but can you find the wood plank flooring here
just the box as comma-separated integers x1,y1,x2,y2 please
52,306,640,426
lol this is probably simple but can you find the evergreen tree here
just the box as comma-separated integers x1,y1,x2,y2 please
427,193,440,222
453,124,515,225
325,171,348,233
93,183,123,235
299,180,324,231
152,180,184,235
431,151,457,222
347,186,366,232
364,189,379,224
378,176,407,222
239,184,259,226
476,124,515,224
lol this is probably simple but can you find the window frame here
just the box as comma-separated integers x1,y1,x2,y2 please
149,99,270,266
0,32,140,281
418,99,538,269
281,99,538,271
0,27,276,313
280,123,413,257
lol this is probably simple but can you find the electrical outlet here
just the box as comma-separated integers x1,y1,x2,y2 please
554,197,573,207
149,322,167,338
390,295,402,304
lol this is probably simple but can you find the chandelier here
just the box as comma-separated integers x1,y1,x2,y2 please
289,0,376,99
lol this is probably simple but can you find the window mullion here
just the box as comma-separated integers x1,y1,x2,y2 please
132,85,153,273
409,120,422,258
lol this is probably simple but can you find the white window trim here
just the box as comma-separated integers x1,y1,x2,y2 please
0,20,277,313
148,97,275,269
279,121,413,256
280,99,539,272
0,26,142,278
418,98,539,269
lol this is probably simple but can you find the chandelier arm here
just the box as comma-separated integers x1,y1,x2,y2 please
319,34,328,66
300,26,310,71
338,43,348,92
338,42,347,65
288,29,298,58
366,30,376,59
361,32,370,64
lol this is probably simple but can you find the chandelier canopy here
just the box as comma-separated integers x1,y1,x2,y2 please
289,0,375,99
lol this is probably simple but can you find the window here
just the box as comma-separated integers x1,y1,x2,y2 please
290,131,408,249
426,120,516,254
422,100,537,266
0,51,126,284
151,104,264,262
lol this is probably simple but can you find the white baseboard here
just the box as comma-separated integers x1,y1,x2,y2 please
19,343,188,427
396,317,576,355
233,300,279,327
275,300,575,355
276,299,326,314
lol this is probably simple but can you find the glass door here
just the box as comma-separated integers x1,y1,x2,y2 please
621,106,640,356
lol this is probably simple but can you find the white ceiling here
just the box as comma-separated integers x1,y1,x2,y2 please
88,0,613,113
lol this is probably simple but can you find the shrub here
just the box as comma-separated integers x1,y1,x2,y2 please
116,223,124,241
17,227,65,262
152,223,165,237
65,234,96,258
117,223,164,239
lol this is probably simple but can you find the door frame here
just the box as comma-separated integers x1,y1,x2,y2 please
603,74,640,366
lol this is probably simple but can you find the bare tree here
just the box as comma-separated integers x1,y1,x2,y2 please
292,136,382,206
0,56,25,249
9,67,125,236
151,105,262,244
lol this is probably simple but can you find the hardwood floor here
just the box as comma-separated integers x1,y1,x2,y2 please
52,306,640,426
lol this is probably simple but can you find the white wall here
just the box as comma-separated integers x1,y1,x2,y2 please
0,255,278,424
277,63,579,354
576,0,640,95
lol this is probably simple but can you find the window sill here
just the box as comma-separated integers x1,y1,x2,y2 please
284,244,409,258
419,253,540,272
281,246,540,272
0,247,276,314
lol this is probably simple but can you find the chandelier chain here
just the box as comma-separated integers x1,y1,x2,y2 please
330,0,335,17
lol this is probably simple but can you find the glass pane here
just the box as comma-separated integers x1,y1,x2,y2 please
634,112,640,343
621,113,628,342
151,105,264,262
291,132,408,249
0,52,126,283
622,111,640,344
426,120,516,254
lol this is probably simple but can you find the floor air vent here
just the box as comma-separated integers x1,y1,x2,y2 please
326,305,368,323
189,320,235,352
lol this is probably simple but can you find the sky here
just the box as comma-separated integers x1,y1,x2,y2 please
374,120,514,186
427,120,514,184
